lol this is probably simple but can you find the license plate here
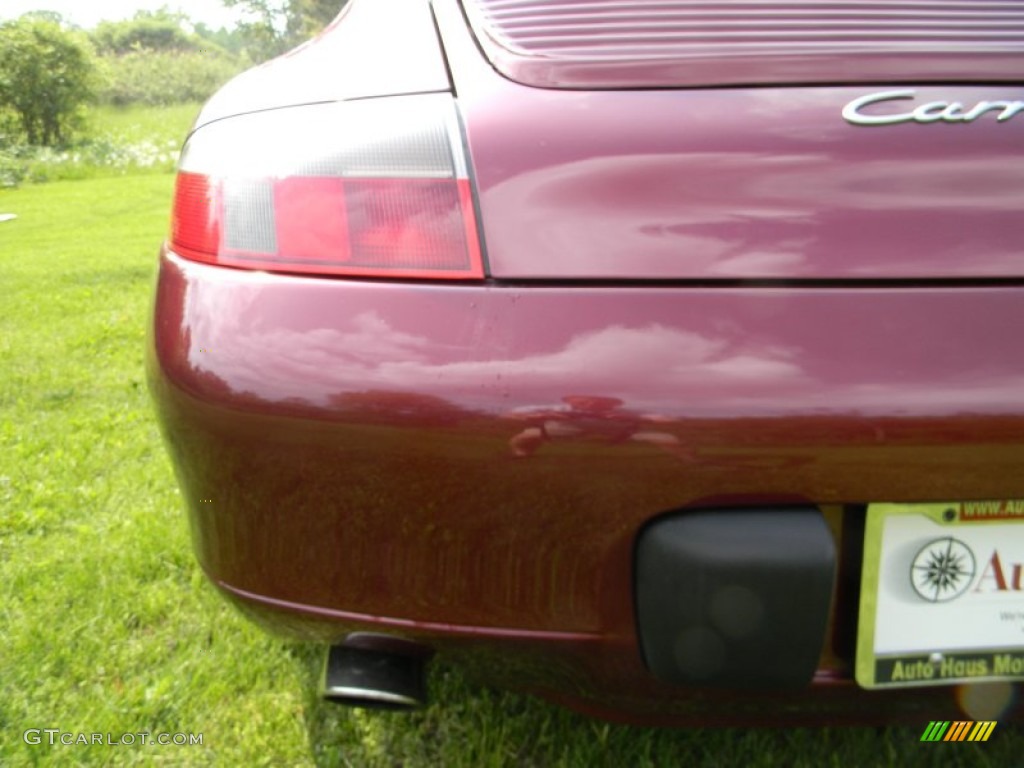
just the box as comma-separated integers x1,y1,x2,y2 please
855,501,1024,689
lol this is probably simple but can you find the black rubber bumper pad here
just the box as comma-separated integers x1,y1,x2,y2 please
635,507,836,689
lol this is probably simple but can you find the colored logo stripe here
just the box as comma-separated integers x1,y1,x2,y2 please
920,721,949,741
922,721,997,742
968,722,997,742
944,721,971,741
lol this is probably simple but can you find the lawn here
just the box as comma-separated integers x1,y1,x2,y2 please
85,103,203,148
0,173,1018,765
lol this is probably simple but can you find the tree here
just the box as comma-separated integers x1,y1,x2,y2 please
92,18,196,55
17,10,67,26
193,22,249,57
221,0,343,60
91,9,212,55
285,0,343,41
0,18,98,146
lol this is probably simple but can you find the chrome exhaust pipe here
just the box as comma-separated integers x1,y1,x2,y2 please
322,635,429,710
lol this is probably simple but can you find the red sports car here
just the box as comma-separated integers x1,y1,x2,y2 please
149,0,1024,724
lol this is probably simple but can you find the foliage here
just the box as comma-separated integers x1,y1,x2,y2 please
222,0,343,60
91,11,202,55
0,11,237,186
285,0,345,42
0,105,19,144
0,108,25,186
0,17,99,146
16,10,66,25
87,9,246,109
96,49,245,107
193,21,251,56
0,147,28,188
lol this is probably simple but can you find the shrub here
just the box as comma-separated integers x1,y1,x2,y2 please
0,148,28,188
0,18,99,146
97,50,246,107
92,16,201,55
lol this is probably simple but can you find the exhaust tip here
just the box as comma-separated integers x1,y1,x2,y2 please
322,640,429,711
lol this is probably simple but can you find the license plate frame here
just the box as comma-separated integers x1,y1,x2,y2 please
855,501,1024,689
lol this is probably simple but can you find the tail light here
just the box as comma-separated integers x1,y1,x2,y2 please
170,94,484,279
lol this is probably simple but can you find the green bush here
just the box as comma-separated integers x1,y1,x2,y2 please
92,16,201,55
0,18,99,146
0,148,28,188
97,49,246,107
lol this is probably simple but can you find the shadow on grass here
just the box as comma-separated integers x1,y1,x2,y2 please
278,644,1020,768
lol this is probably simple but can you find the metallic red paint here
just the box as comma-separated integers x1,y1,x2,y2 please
150,247,1024,723
437,0,1024,281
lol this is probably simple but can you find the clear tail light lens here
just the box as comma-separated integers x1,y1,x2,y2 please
170,94,484,279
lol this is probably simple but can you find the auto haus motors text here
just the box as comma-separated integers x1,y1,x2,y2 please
891,652,1024,682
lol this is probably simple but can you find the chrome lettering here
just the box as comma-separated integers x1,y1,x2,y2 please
940,103,967,121
841,90,917,125
844,90,1024,126
912,101,954,123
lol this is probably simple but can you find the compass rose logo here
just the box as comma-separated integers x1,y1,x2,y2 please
910,537,976,602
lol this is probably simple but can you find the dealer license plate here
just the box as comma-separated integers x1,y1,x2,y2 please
855,501,1024,689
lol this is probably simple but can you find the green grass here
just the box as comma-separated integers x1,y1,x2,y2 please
85,103,203,148
0,175,1019,766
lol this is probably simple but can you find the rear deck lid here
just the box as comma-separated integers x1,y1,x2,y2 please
460,0,1024,89
434,0,1024,280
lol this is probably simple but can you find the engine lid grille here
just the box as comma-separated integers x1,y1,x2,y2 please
460,0,1024,88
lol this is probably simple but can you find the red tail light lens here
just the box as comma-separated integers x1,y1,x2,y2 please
172,172,220,261
170,95,484,279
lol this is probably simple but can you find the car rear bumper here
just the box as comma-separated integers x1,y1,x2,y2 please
148,248,1024,724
